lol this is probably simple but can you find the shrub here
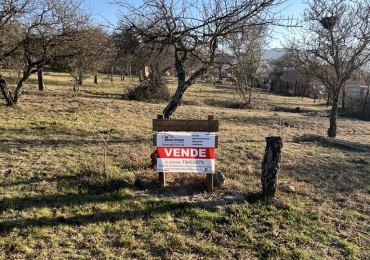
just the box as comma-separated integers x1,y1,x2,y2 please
127,74,170,103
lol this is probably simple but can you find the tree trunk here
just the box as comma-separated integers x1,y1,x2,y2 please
38,70,45,91
294,80,298,95
78,71,83,86
363,86,369,118
0,77,15,106
271,77,275,92
326,91,331,106
1,64,38,105
327,92,339,137
302,84,307,99
261,136,283,201
94,75,98,84
162,49,208,118
13,81,24,103
341,88,346,111
248,87,252,104
12,66,31,104
163,64,207,119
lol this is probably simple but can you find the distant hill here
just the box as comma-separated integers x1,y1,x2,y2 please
262,48,285,61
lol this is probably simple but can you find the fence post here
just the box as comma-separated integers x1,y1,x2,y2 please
261,136,283,201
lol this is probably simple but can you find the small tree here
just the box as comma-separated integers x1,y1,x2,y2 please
288,0,370,137
227,25,267,104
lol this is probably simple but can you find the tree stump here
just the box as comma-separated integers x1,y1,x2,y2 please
261,136,283,201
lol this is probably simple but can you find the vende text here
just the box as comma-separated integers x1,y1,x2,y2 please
157,147,215,159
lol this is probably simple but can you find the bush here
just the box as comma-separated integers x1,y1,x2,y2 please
127,74,170,103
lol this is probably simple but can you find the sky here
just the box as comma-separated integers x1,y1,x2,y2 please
84,0,307,49
269,0,306,48
84,0,120,26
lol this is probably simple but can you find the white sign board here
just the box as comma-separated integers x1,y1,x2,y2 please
156,132,216,147
156,132,216,173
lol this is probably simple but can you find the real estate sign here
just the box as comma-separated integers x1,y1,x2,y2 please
156,132,216,173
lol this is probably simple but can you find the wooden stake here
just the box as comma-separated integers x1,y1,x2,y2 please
159,172,166,187
206,173,213,192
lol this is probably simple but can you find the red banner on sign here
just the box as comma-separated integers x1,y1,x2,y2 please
157,147,215,159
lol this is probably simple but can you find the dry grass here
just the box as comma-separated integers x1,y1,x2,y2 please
0,72,369,259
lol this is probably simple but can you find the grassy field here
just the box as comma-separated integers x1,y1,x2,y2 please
0,72,369,259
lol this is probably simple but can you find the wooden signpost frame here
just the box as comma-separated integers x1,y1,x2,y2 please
153,114,219,192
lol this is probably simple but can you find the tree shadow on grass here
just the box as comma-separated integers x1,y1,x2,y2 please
0,176,134,214
280,139,370,207
244,191,263,204
0,136,150,153
0,171,248,234
219,114,307,128
283,144,370,197
0,174,77,188
205,99,249,109
78,91,125,101
0,199,191,233
134,173,252,213
0,185,247,235
135,175,215,196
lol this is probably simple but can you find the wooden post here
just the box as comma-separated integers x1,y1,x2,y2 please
159,171,166,187
206,174,213,192
157,114,165,187
261,136,283,201
206,115,215,192
38,69,44,91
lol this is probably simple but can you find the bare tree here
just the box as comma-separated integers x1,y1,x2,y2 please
287,0,370,137
0,1,29,55
227,25,267,104
0,0,91,105
114,28,173,80
54,27,111,90
116,0,281,118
